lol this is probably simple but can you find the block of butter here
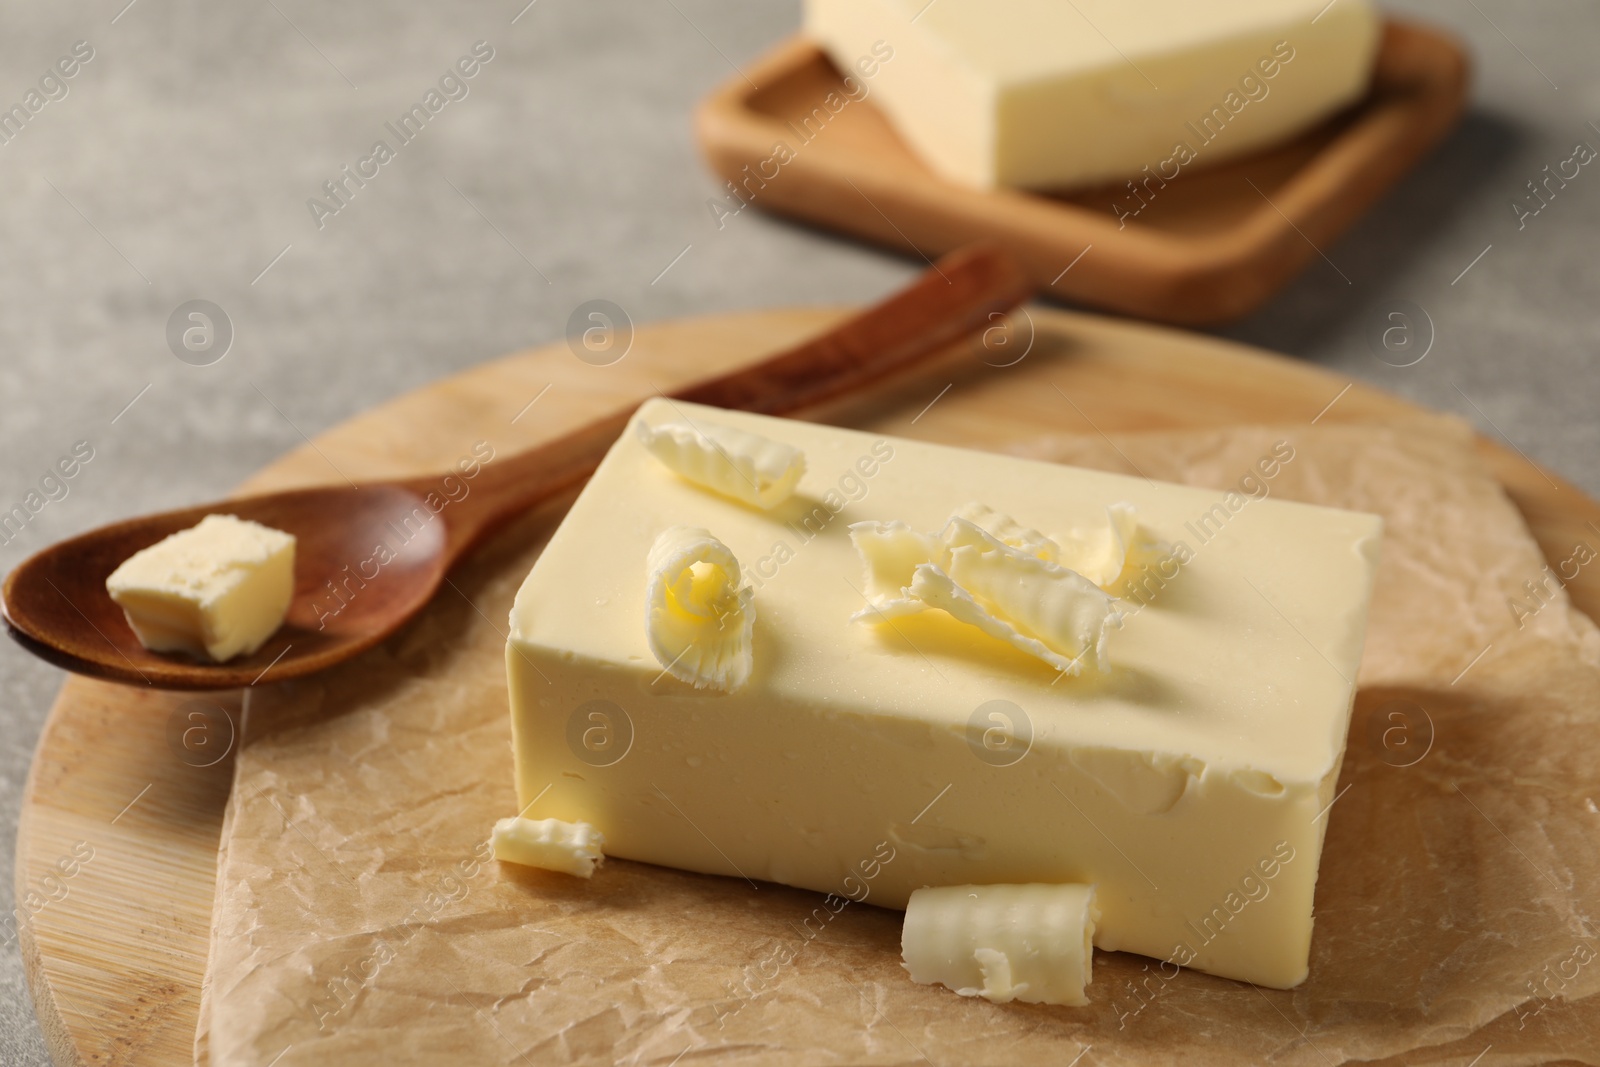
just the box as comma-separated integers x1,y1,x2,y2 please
804,0,1381,190
106,513,295,662
506,399,1380,988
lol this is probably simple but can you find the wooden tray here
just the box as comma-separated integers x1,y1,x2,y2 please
16,306,1599,1066
695,22,1470,325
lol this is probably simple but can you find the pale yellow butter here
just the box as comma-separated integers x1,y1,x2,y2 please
849,513,1121,675
952,501,1143,590
507,399,1381,988
644,525,756,692
638,418,806,509
805,0,1381,190
105,513,295,662
903,883,1099,1006
491,817,606,879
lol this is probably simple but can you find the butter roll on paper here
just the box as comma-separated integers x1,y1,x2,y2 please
902,884,1100,1006
491,817,606,879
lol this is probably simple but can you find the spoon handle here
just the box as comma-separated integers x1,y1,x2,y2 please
422,243,1034,560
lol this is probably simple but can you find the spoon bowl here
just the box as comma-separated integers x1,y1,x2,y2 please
3,244,1034,690
4,484,448,688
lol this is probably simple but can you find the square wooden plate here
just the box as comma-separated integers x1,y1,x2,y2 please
695,21,1470,326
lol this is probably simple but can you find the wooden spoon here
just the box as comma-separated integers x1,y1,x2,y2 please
3,245,1034,690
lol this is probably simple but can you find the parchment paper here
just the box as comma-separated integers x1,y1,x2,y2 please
198,415,1600,1066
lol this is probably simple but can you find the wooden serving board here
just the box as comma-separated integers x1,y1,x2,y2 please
16,306,1600,1066
695,21,1469,325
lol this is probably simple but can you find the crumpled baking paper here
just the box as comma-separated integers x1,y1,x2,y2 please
198,415,1600,1066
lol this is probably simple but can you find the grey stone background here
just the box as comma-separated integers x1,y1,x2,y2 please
0,0,1593,1061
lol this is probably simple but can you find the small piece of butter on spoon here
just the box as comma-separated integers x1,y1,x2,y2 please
105,513,295,663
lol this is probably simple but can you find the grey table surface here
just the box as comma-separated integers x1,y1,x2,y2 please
0,1,1594,1062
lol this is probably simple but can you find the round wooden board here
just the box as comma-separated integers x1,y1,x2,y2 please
17,306,1600,1066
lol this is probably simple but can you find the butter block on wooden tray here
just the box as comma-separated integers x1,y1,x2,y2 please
505,399,1382,989
804,0,1382,190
